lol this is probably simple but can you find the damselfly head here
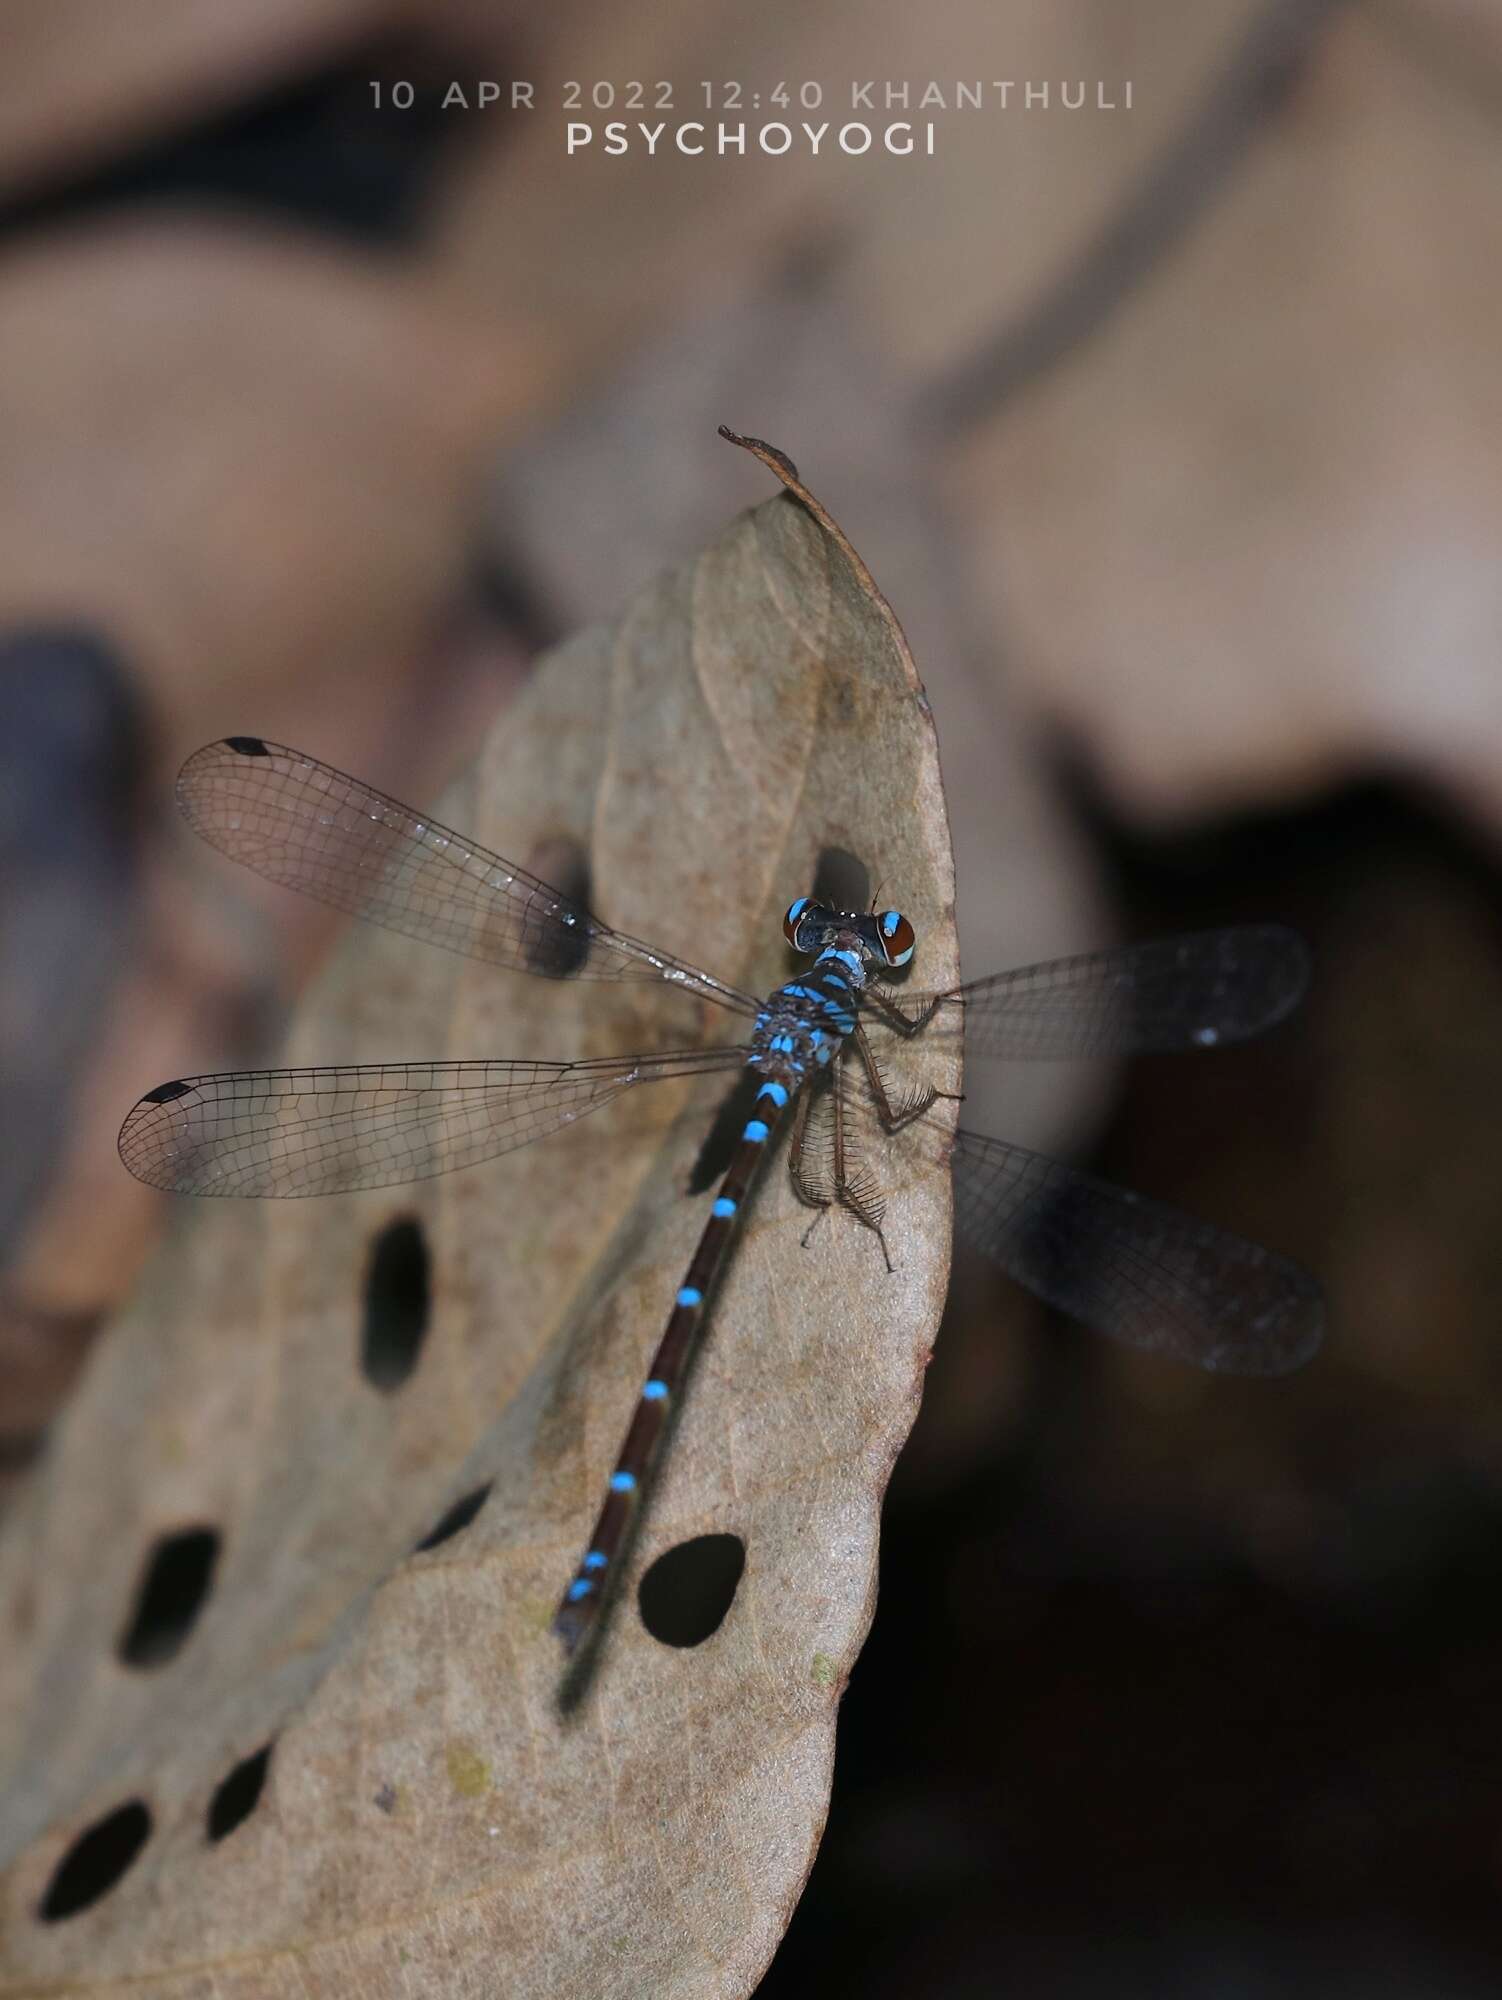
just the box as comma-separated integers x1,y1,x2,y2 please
782,898,916,969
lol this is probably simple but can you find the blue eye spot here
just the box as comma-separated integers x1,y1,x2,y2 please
881,910,899,935
785,897,809,925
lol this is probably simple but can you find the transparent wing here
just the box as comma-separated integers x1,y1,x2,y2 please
951,1128,1323,1375
177,738,761,1016
895,927,1311,1060
119,1048,748,1198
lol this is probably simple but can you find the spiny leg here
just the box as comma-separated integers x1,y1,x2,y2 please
788,1072,834,1248
787,1071,833,1211
860,983,944,1039
830,1053,893,1272
852,1020,954,1133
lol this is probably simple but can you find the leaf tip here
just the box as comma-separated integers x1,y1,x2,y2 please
717,425,801,483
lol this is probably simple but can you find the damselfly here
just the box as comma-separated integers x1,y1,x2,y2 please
119,738,1324,1652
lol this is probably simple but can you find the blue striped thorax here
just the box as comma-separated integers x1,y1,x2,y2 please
749,897,917,1087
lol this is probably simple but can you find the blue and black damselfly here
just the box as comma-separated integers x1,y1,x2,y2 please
119,738,1324,1652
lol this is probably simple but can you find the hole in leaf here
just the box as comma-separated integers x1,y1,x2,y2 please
810,845,870,913
522,836,592,977
117,1525,220,1667
207,1743,273,1843
413,1481,492,1552
688,1071,763,1193
361,1215,430,1389
638,1534,746,1647
38,1800,152,1920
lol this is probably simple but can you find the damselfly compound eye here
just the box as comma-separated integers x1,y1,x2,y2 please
783,897,812,948
877,910,915,967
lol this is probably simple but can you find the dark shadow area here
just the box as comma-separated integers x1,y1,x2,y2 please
688,1069,765,1193
809,845,871,913
0,33,483,248
521,837,594,978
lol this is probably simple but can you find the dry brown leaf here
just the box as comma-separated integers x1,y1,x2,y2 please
951,3,1502,828
0,219,540,733
0,443,957,1995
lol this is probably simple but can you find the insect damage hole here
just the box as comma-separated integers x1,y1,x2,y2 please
638,1534,746,1647
117,1525,221,1668
38,1800,152,1921
207,1743,273,1843
413,1481,493,1552
361,1214,431,1390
